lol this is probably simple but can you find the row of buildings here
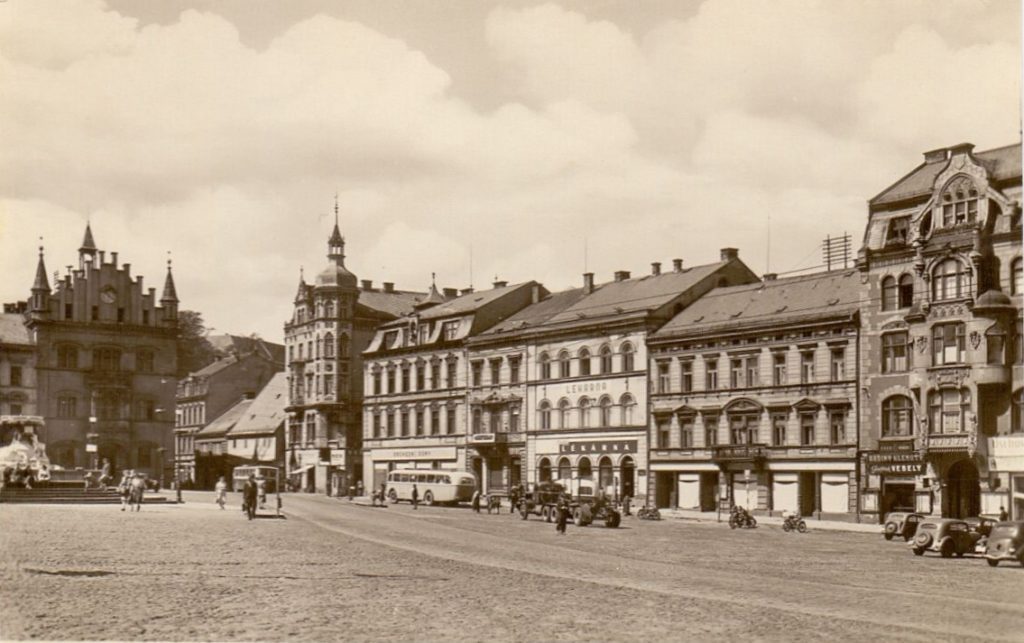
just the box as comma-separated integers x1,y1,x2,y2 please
280,141,1023,523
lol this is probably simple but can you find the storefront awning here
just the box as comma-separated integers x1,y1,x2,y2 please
289,464,315,477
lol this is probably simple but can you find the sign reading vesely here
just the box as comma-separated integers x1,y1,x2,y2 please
559,440,638,455
865,451,924,476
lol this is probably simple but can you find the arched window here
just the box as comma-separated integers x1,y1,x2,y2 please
881,276,897,311
599,345,613,374
558,399,571,428
323,332,335,358
557,457,571,481
539,401,551,430
881,395,913,437
578,397,591,428
1012,258,1023,296
928,388,971,434
932,259,969,301
93,347,121,372
558,351,571,378
898,274,914,308
599,396,612,427
539,352,551,379
578,457,593,480
578,347,591,376
598,457,614,490
620,393,636,425
940,178,979,227
56,345,79,369
620,343,635,372
538,458,552,482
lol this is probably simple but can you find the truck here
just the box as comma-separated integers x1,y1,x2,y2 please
518,481,621,528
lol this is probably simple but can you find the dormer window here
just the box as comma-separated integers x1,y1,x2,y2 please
418,323,431,345
885,217,909,245
940,179,978,228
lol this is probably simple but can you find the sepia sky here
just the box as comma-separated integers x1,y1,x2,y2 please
0,0,1020,341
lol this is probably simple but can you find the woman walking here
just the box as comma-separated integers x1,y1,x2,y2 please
214,476,228,509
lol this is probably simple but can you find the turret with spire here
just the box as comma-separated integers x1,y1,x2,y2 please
160,255,179,323
316,197,357,289
78,222,97,270
328,195,345,263
30,242,50,314
414,272,445,310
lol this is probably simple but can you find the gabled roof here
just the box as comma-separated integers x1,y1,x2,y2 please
871,143,1021,207
478,287,589,337
195,398,253,439
545,261,729,325
410,282,529,322
190,353,240,378
358,289,423,318
207,335,285,364
227,372,288,437
653,269,859,339
0,314,31,346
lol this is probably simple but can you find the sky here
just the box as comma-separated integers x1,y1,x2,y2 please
0,0,1020,341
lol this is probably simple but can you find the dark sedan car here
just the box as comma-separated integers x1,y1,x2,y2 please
984,521,1024,567
883,511,924,541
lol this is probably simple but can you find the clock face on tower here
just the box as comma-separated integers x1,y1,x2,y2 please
100,287,116,304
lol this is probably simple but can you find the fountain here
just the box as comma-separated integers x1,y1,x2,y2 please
0,415,52,488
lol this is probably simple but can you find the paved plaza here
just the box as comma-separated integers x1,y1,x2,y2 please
1,494,1022,642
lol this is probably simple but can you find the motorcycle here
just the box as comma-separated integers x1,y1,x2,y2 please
782,513,807,533
728,506,757,529
637,506,662,520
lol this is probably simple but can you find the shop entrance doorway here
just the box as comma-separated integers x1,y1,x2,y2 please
945,459,980,519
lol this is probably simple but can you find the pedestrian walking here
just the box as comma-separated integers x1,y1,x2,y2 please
622,495,631,517
556,495,569,535
214,476,228,509
380,481,388,505
509,486,519,515
411,483,419,510
242,474,258,520
357,480,364,498
471,489,481,513
98,458,112,488
118,471,131,511
999,506,1009,521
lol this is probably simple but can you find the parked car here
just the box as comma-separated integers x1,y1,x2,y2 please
964,516,999,538
883,512,924,541
983,521,1024,568
911,518,983,558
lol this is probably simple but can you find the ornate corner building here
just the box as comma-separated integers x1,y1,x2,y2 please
858,142,1022,520
17,224,180,478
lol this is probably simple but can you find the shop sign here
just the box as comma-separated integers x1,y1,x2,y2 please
927,435,971,451
564,381,610,395
865,451,924,476
878,439,915,453
468,433,495,444
85,444,98,453
559,440,637,455
330,451,346,466
374,446,457,461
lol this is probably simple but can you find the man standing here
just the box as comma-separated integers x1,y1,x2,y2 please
556,494,569,535
243,474,258,520
999,506,1009,521
411,483,419,510
471,489,481,513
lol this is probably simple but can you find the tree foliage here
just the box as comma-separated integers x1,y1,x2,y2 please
176,310,217,377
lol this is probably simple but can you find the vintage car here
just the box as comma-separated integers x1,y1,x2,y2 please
983,521,1024,567
964,516,999,538
882,512,925,541
911,518,983,558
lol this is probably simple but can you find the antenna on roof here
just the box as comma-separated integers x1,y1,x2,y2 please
584,235,588,273
766,213,771,274
469,244,474,289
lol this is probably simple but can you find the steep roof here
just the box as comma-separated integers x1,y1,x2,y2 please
227,372,288,437
546,261,730,325
411,282,530,322
358,289,423,318
207,335,285,364
871,143,1022,207
79,223,97,252
478,287,589,337
0,314,31,346
653,269,859,339
195,398,253,439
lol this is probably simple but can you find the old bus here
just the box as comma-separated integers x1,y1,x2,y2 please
385,469,476,505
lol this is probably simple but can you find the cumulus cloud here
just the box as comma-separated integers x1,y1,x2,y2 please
0,0,1018,340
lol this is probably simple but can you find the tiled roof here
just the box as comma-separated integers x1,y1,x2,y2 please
653,269,859,338
0,314,31,346
545,261,729,325
479,287,589,336
191,353,240,378
871,143,1021,206
195,398,253,439
415,282,531,321
227,372,288,437
207,335,285,364
358,290,423,318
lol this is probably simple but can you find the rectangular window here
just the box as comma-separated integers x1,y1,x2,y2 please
447,360,457,388
772,352,787,386
57,396,77,419
442,321,459,341
10,366,22,387
490,409,501,433
372,414,381,438
704,416,718,446
705,359,718,391
323,374,334,395
386,369,395,394
400,411,409,437
800,351,814,384
65,303,73,320
509,357,521,384
91,306,99,321
415,410,424,436
431,362,441,390
490,359,501,386
800,413,815,445
415,365,424,391
387,412,395,437
882,333,910,373
829,410,846,445
680,360,693,392
401,366,411,392
772,413,787,446
657,361,671,393
58,345,78,369
745,357,758,388
656,416,671,449
730,359,743,388
510,407,520,433
430,409,440,435
679,415,694,448
138,399,156,421
373,372,382,395
446,407,456,435
830,348,845,381
471,361,483,387
933,323,965,365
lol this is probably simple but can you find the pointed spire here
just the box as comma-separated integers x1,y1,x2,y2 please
327,194,345,262
294,266,308,303
415,271,445,309
160,253,178,303
32,241,50,293
79,222,97,253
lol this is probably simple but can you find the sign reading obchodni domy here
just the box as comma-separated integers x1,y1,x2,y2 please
559,440,638,455
866,441,924,476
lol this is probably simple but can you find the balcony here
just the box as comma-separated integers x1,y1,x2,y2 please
467,432,523,446
712,444,767,463
85,370,133,388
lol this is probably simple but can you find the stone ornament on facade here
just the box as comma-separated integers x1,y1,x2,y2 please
968,330,981,350
915,336,928,354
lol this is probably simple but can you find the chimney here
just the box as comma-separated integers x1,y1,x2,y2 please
673,258,683,272
493,280,508,289
720,248,738,261
442,287,458,298
948,142,975,157
460,287,474,296
532,283,541,303
382,282,394,293
923,147,949,163
583,272,595,294
651,262,661,276
763,273,777,282
111,252,118,266
99,251,106,264
614,270,631,282
360,279,373,291
122,263,131,276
